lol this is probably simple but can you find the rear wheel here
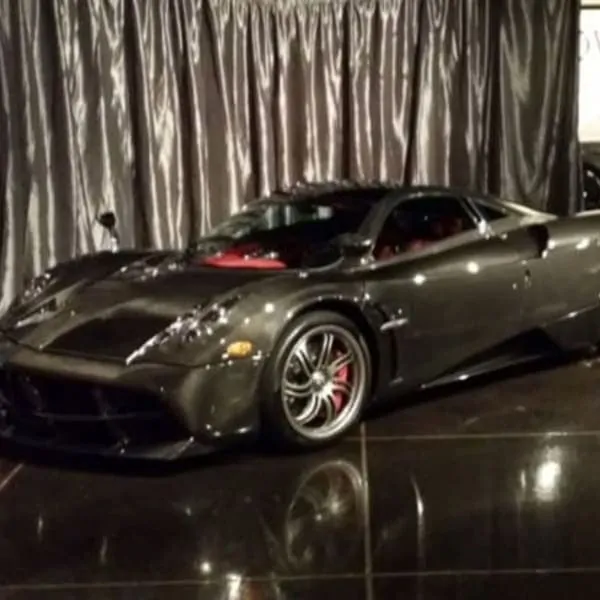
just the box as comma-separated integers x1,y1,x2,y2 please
262,311,372,450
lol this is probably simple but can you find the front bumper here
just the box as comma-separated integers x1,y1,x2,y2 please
0,335,264,460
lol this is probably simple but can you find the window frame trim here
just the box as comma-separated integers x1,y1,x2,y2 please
364,192,486,268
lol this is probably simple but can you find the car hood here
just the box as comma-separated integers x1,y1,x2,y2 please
5,254,284,361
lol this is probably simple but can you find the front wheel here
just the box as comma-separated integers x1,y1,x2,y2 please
261,311,372,450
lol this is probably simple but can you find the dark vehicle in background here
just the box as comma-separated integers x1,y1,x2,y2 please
583,157,600,211
1,181,600,460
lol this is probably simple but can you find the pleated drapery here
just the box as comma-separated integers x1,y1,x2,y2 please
0,0,580,310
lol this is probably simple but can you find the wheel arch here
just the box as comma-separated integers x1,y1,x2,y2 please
291,297,389,399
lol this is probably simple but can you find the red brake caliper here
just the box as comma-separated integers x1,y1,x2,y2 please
332,352,349,413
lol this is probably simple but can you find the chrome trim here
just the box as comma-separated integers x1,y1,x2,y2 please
464,197,494,238
380,317,408,331
281,324,367,441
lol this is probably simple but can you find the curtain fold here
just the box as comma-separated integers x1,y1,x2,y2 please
497,0,581,214
0,0,580,310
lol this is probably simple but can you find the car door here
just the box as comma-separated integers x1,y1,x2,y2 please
364,194,539,387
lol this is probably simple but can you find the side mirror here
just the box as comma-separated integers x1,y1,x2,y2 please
96,211,119,252
97,211,116,231
338,233,374,258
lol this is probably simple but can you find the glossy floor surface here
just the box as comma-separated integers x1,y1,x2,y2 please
3,358,600,598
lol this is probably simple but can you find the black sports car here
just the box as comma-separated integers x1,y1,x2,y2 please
1,182,599,459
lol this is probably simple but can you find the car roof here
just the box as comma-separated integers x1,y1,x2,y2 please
255,180,550,218
258,180,470,205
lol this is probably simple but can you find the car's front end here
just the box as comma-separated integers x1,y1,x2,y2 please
0,254,288,460
0,189,386,459
0,333,264,460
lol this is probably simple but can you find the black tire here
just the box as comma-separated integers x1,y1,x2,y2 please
260,310,372,450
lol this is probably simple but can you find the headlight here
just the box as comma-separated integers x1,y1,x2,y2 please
1,271,56,330
24,272,54,301
7,271,55,315
125,295,242,365
13,298,58,329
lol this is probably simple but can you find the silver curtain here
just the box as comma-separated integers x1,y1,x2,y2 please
0,0,580,311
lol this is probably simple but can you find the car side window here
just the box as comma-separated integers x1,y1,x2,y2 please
373,195,476,260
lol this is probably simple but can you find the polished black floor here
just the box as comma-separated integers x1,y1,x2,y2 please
3,358,600,598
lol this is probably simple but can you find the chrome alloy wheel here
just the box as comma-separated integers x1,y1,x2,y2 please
281,324,368,440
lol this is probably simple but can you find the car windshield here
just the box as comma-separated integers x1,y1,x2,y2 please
192,189,387,270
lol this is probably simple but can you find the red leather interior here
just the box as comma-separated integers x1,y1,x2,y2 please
376,238,430,259
376,246,395,260
374,215,464,260
201,254,286,269
433,217,463,238
405,239,429,251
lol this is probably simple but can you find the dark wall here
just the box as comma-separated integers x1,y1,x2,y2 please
0,0,581,309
